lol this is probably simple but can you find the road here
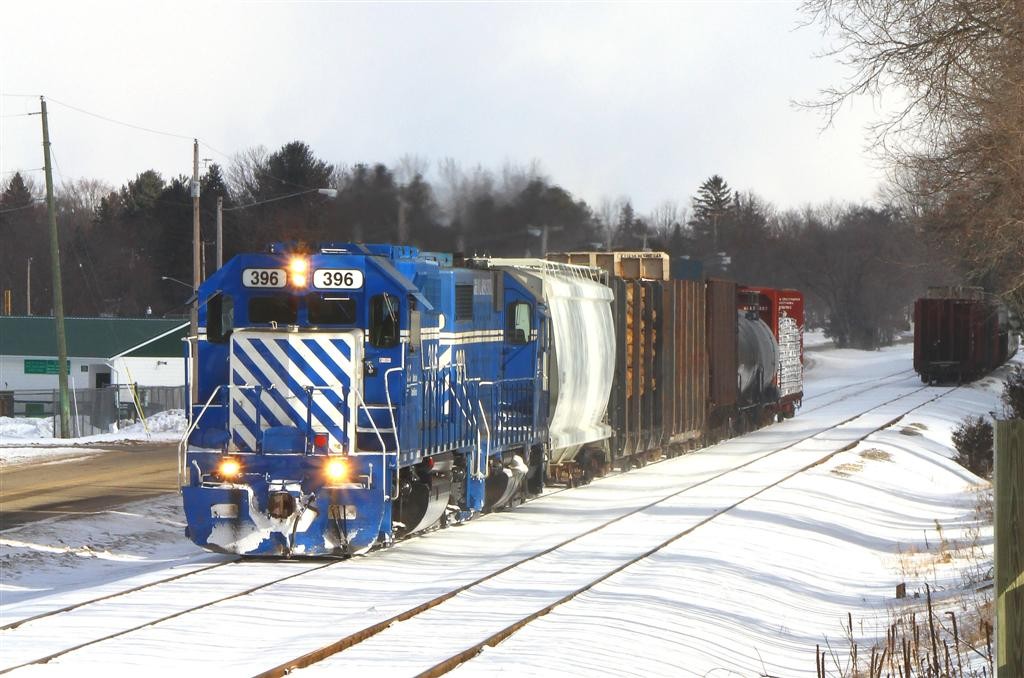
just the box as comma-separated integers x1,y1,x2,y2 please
0,442,178,530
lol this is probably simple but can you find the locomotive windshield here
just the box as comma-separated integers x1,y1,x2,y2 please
248,296,299,324
307,294,357,325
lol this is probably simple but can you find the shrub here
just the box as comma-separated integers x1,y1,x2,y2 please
952,416,994,477
1003,365,1024,419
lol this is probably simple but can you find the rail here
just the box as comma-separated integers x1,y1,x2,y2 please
0,375,955,676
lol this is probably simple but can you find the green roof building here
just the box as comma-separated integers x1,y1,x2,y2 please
0,316,188,392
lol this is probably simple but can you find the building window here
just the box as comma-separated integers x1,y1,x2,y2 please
370,293,400,348
507,302,531,344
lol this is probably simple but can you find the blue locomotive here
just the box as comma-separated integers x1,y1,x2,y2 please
180,243,615,556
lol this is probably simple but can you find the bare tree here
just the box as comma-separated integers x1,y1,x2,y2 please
227,145,269,203
394,154,430,185
800,0,1024,311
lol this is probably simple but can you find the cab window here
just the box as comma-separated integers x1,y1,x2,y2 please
248,296,298,325
507,301,531,344
370,293,400,348
307,294,357,325
207,292,233,343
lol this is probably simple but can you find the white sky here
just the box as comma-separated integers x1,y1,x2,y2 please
0,1,887,216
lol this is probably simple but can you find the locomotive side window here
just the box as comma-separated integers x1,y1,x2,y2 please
455,284,474,322
408,296,421,354
507,301,531,344
248,296,298,325
370,293,400,348
307,294,357,325
207,292,234,343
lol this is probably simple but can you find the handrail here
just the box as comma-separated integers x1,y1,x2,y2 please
177,385,224,492
383,346,406,498
475,397,491,480
352,386,394,502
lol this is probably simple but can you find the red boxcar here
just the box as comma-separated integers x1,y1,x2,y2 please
739,286,805,417
914,293,1017,383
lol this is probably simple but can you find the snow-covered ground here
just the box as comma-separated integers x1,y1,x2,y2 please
0,345,1013,676
0,410,186,466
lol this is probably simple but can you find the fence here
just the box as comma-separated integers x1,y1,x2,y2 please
0,385,185,437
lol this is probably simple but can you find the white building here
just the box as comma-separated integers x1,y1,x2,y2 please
0,316,187,415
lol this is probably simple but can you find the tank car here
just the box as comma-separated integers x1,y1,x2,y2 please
179,243,615,556
914,286,1019,384
739,286,805,420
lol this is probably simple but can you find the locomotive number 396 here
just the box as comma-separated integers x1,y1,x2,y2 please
242,268,286,288
313,269,364,289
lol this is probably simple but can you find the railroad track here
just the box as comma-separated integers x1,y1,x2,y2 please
800,368,917,412
2,369,920,636
0,377,949,676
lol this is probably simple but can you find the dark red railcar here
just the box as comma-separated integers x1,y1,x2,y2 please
705,278,739,433
739,286,805,417
914,289,1017,383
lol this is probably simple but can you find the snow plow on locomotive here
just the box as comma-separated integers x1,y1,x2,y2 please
178,243,804,557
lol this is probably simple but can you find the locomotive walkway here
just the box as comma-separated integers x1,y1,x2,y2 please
0,374,960,677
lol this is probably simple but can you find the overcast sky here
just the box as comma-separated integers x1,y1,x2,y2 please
1,1,886,216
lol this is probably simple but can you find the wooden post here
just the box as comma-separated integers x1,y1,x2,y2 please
39,97,70,438
995,419,1024,676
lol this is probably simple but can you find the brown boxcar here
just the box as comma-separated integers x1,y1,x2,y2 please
914,292,1017,383
705,278,738,435
548,252,707,466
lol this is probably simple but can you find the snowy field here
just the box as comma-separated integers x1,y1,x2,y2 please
0,345,1014,676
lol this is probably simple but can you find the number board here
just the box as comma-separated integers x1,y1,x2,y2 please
313,269,364,289
243,268,286,288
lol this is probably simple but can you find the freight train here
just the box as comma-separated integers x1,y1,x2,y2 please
914,286,1019,384
179,243,803,556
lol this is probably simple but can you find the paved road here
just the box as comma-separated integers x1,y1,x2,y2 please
0,442,178,530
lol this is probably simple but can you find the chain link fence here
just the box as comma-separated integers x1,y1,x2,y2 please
0,386,185,437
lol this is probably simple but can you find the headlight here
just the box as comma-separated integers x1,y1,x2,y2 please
217,457,242,480
289,257,308,287
325,458,349,483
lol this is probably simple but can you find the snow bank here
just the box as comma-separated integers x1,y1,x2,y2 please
0,409,187,466
0,409,186,447
0,416,54,439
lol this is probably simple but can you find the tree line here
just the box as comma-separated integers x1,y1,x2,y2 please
0,141,976,349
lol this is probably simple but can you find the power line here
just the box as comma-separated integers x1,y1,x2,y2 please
0,201,42,214
1,168,44,174
46,96,194,141
222,187,333,212
0,93,40,98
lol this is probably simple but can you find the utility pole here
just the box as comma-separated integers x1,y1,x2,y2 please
216,196,223,270
190,139,200,405
26,257,32,315
995,419,1024,677
540,224,549,257
40,97,71,438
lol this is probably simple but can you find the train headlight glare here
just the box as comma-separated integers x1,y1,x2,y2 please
325,458,348,483
289,257,308,287
218,457,242,479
